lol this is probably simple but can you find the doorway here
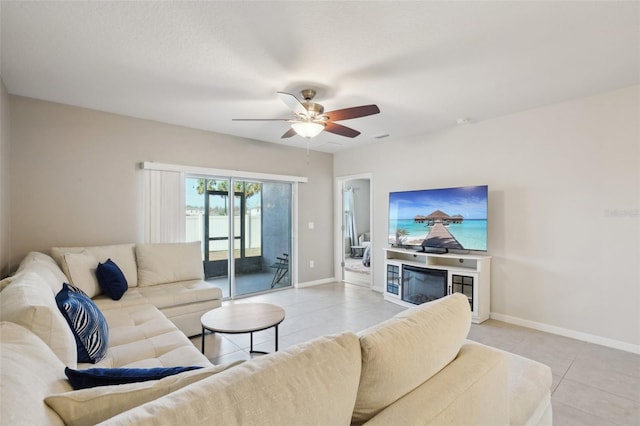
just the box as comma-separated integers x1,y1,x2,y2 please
337,175,372,288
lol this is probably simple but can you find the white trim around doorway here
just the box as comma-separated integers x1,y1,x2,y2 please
334,173,374,290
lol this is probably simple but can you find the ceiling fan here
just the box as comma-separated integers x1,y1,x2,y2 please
232,89,380,139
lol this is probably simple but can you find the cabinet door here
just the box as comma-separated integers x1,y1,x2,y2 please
386,263,400,297
451,274,474,311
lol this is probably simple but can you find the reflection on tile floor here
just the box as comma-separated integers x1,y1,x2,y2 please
190,282,640,426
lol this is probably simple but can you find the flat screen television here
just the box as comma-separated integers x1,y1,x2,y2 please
388,185,488,252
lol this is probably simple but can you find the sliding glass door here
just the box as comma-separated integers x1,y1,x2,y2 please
204,182,231,295
233,180,265,297
263,182,292,291
186,177,292,298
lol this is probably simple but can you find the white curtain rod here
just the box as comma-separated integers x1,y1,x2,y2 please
140,162,308,183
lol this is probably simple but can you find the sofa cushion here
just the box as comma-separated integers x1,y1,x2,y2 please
0,272,78,367
56,283,109,363
136,242,204,286
15,260,67,294
0,276,12,291
18,250,62,267
45,362,243,426
17,251,69,291
51,243,139,287
0,321,73,426
155,297,223,337
65,365,203,389
93,288,149,311
101,332,362,426
85,303,211,369
362,343,509,426
96,258,128,300
136,279,222,309
63,251,102,297
352,293,471,423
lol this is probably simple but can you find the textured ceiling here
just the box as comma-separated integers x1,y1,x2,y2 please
1,1,638,153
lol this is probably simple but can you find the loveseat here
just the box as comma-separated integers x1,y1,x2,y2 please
0,246,552,425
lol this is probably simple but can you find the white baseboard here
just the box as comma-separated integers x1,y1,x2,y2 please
490,312,640,355
295,277,337,288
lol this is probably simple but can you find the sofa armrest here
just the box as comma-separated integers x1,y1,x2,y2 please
362,343,509,426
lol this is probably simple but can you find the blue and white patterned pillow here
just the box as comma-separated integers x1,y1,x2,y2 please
55,283,109,363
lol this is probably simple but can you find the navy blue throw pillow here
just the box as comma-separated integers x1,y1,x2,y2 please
64,366,203,390
55,283,109,363
96,258,128,300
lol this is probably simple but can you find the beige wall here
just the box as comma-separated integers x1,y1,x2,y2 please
0,78,10,278
335,86,640,349
8,96,334,283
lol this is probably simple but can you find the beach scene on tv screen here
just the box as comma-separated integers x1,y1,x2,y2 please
389,186,488,251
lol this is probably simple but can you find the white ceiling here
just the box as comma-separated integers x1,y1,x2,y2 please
1,1,638,153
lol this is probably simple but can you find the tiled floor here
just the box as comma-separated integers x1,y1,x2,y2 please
191,282,640,426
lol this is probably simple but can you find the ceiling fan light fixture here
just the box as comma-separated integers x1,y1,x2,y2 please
291,121,325,138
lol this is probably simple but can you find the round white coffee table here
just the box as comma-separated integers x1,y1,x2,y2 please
200,303,285,355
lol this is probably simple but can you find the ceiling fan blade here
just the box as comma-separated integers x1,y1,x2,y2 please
277,92,308,116
232,118,291,121
281,128,297,138
324,122,361,138
325,104,380,121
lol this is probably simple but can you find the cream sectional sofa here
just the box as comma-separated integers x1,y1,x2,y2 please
0,248,552,425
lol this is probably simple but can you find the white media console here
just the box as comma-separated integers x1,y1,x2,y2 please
383,247,491,323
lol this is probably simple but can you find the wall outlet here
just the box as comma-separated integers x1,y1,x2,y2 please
308,222,314,230
309,260,315,268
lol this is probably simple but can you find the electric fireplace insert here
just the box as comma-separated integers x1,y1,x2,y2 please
401,265,447,305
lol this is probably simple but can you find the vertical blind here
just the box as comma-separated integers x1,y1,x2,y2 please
141,169,185,243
